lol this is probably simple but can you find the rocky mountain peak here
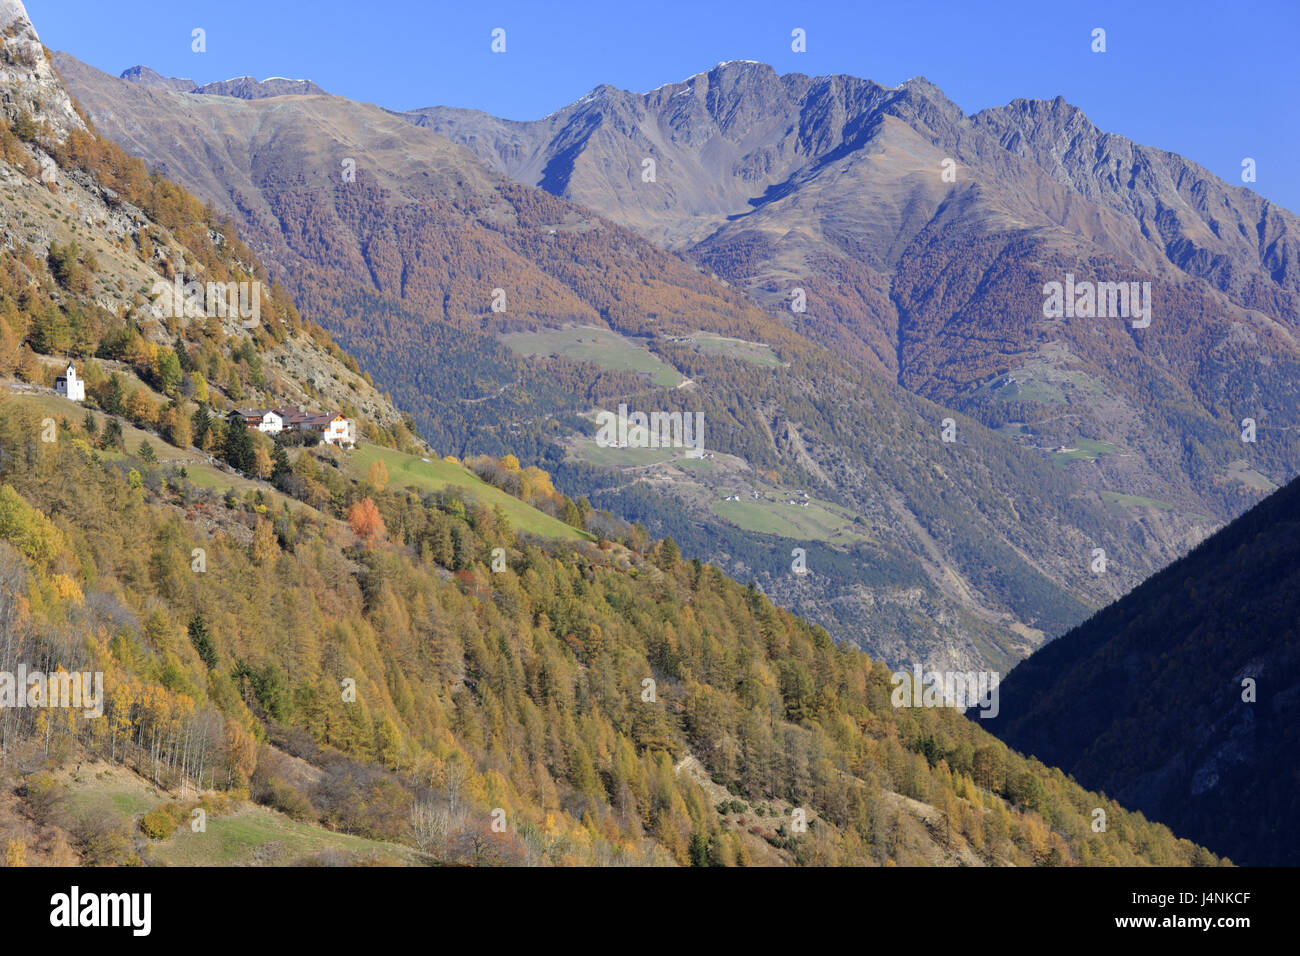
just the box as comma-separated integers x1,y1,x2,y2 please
194,75,328,99
119,64,197,92
894,74,962,113
697,59,783,99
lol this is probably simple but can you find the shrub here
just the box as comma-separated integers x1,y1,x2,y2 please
11,112,37,141
71,807,134,864
139,808,177,841
260,779,315,822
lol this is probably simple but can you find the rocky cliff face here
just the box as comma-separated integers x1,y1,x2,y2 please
971,96,1300,305
0,0,85,141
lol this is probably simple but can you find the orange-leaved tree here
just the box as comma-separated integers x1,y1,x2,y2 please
347,497,386,546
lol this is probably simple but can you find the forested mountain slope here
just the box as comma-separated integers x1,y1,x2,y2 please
0,398,1226,867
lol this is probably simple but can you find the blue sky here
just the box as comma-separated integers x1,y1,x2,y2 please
29,0,1300,212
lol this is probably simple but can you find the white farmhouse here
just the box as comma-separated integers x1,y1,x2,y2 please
305,412,354,448
54,363,85,402
232,408,284,434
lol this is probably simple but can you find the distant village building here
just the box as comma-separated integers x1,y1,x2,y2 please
54,363,85,402
229,407,355,448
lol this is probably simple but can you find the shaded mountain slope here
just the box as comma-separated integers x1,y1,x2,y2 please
983,475,1300,865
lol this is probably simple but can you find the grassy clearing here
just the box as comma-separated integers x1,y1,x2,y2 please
10,387,199,463
1052,437,1118,466
983,363,1104,406
62,778,155,819
688,332,781,368
155,805,423,866
1226,458,1277,492
59,764,423,866
674,456,716,473
987,376,1066,405
710,496,867,543
1099,490,1176,511
347,443,590,541
567,438,686,468
500,326,683,387
6,387,205,472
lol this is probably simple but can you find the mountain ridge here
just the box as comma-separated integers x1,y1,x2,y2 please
118,64,328,98
410,58,1300,525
